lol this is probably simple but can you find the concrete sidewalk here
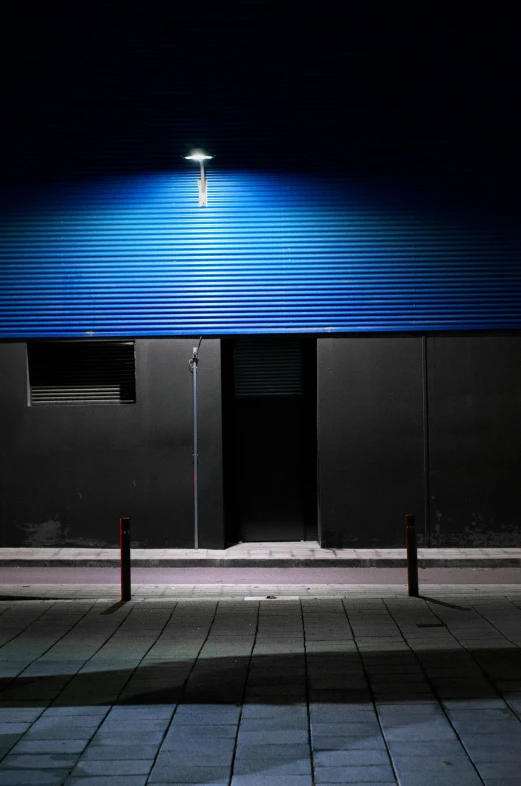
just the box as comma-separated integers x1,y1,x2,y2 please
2,542,521,567
1,590,521,785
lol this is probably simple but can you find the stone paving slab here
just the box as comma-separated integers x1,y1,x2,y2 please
2,589,521,784
2,543,521,567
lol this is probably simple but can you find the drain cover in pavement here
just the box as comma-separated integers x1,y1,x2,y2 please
244,596,299,601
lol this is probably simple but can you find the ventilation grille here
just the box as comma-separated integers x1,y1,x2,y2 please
28,341,136,405
234,337,303,397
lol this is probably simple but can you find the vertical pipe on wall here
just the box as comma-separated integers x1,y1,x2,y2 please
189,338,203,550
193,354,199,550
421,335,431,547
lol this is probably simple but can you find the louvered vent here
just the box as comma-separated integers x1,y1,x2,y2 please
28,341,136,405
234,337,303,397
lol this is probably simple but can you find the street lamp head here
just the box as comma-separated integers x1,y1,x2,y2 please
184,150,213,162
184,150,213,206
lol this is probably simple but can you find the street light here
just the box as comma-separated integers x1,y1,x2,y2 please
184,148,212,548
184,150,213,206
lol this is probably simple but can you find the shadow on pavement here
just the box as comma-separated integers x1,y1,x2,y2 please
421,596,472,612
1,647,520,707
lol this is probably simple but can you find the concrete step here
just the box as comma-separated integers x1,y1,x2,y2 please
1,544,521,568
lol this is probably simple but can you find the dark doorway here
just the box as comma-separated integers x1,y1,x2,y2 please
222,336,317,544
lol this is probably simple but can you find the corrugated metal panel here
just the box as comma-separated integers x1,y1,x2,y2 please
1,172,520,337
28,341,135,405
234,337,303,397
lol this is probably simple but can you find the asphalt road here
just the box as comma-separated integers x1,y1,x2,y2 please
0,566,520,584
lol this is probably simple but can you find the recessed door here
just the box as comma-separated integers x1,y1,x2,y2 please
222,336,317,543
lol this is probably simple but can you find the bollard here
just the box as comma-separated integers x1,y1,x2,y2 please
120,517,131,601
406,513,419,597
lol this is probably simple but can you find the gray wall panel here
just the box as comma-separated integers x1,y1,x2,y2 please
427,335,521,546
0,339,224,548
318,336,425,547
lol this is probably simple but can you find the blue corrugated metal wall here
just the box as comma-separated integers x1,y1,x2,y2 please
1,172,520,337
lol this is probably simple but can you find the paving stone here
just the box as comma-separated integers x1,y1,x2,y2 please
484,781,521,786
160,736,236,754
310,709,377,723
163,725,237,740
477,761,521,778
99,718,170,732
91,730,165,745
239,718,308,731
154,749,234,767
65,777,148,786
0,723,31,735
0,771,71,785
387,741,471,758
442,699,507,710
458,732,521,751
231,777,312,786
313,765,395,782
1,752,79,769
0,709,42,723
394,773,483,785
72,759,153,775
445,708,514,721
311,722,380,736
314,750,390,766
23,727,97,741
233,758,312,775
237,730,308,745
30,717,102,731
108,702,175,714
0,735,24,752
241,706,307,720
81,743,160,760
382,722,458,741
391,754,477,772
312,736,387,751
463,744,521,763
11,739,87,754
173,706,241,723
148,763,231,783
235,744,310,761
43,706,110,717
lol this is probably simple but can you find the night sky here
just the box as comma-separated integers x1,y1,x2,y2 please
1,4,520,215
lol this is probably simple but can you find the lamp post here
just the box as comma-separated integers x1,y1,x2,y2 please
188,340,202,550
184,150,213,206
184,150,211,549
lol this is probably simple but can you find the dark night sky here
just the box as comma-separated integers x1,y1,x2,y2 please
1,3,520,212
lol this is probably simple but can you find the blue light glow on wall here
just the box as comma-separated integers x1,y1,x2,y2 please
1,172,520,337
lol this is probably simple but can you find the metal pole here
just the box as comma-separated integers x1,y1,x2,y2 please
421,335,431,546
192,348,199,550
120,517,131,601
406,513,419,597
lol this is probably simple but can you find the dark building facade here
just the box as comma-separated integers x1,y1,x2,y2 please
1,173,521,548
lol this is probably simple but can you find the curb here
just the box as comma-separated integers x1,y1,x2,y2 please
1,558,520,568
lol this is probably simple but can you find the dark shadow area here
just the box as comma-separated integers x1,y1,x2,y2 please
1,646,520,708
100,601,131,615
421,596,473,612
